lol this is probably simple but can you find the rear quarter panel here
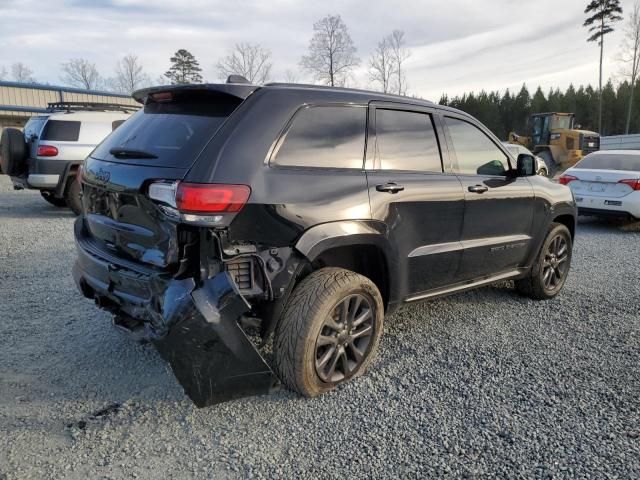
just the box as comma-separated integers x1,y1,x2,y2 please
185,88,374,246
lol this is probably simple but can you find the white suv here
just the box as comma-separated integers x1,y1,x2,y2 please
0,103,135,213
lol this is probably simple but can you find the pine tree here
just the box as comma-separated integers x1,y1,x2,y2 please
164,49,203,85
584,0,623,133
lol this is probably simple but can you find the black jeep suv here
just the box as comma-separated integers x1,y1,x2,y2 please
73,80,576,407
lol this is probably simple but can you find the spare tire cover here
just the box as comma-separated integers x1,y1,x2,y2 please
1,128,28,176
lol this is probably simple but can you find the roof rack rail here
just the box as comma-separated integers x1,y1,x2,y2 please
46,102,139,113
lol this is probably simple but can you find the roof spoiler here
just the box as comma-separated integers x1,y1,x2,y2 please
132,82,257,105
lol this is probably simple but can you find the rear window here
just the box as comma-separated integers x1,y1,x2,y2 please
271,105,366,169
575,153,640,172
92,92,241,167
41,120,81,142
23,116,48,140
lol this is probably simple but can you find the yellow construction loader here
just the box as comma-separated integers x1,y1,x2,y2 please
508,112,599,175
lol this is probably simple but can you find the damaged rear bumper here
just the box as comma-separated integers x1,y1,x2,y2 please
72,218,279,407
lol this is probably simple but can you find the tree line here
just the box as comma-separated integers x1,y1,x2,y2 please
439,80,640,139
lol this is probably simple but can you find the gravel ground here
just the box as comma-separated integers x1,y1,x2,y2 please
1,174,639,479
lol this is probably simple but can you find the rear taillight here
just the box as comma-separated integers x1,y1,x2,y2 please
559,174,578,185
176,183,250,213
37,145,58,157
148,181,250,215
618,178,640,190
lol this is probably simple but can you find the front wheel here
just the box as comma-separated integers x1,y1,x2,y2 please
516,222,573,300
273,267,384,397
537,151,557,177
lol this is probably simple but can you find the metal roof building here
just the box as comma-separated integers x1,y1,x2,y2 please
0,80,138,131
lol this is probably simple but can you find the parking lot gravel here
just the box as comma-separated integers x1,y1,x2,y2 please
1,174,639,479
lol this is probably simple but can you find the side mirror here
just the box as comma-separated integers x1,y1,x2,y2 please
516,154,536,176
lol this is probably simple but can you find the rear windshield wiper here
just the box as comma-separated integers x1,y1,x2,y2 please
109,147,158,159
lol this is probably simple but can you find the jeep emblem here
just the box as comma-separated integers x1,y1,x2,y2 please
95,168,111,183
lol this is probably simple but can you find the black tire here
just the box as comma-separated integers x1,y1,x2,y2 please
537,151,557,178
537,168,548,177
273,267,384,397
516,222,572,300
40,191,67,207
64,176,82,215
1,128,28,176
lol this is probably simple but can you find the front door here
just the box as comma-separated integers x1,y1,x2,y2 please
365,103,466,298
441,115,534,280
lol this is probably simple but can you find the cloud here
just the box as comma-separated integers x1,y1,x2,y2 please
0,0,634,99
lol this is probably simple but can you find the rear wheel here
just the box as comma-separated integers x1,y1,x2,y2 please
273,267,384,397
537,151,557,177
64,177,82,215
516,222,572,300
40,191,67,207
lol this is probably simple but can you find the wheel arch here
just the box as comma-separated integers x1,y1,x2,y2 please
294,221,399,312
552,213,576,239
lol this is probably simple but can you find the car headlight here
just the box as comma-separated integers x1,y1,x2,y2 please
550,133,561,141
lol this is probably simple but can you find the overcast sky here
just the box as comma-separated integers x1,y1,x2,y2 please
0,0,636,100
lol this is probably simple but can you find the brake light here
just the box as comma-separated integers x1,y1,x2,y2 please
618,178,640,190
150,91,173,102
176,183,250,213
559,174,578,185
37,145,58,157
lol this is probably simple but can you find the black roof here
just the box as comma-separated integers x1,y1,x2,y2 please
132,82,436,108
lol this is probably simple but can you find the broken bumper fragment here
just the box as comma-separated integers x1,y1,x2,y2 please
72,219,279,407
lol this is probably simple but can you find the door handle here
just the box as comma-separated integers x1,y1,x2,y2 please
376,183,405,194
468,184,489,194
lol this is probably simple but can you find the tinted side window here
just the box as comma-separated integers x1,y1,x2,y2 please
375,109,442,171
271,105,366,169
41,120,81,142
445,117,509,176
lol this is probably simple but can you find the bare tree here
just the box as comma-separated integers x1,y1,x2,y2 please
369,37,394,93
619,1,640,133
389,30,410,95
0,66,7,80
283,69,299,83
11,63,35,83
217,43,273,84
61,58,102,90
110,54,150,94
301,14,360,86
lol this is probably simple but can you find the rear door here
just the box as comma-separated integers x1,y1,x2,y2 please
366,102,465,297
442,114,534,280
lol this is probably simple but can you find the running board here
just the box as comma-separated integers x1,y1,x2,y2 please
405,269,522,303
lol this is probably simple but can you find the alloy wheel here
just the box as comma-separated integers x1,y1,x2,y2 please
315,294,375,383
542,234,569,290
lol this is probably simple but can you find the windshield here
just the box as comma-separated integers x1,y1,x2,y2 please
575,153,640,172
92,92,242,167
